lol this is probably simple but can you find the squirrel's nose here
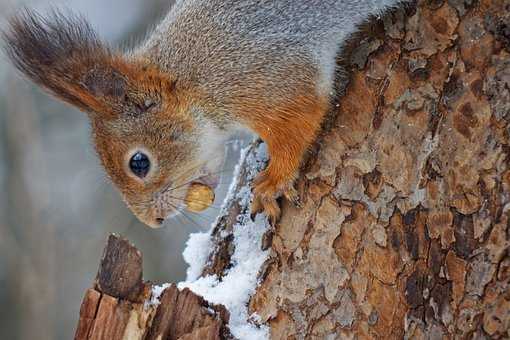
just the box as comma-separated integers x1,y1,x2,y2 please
140,216,165,229
127,204,166,228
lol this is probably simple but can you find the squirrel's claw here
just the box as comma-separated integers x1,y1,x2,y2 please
251,171,302,226
251,190,281,226
251,171,282,226
283,186,302,208
250,197,263,220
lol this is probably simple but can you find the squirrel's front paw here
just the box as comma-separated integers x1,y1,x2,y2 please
251,172,300,226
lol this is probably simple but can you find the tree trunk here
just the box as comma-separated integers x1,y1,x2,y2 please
75,0,510,338
249,0,510,338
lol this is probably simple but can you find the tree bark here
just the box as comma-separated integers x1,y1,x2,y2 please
75,0,510,338
248,0,510,338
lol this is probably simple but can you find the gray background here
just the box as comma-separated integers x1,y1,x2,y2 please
0,0,242,338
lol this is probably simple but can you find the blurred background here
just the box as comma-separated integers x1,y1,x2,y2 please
0,0,244,339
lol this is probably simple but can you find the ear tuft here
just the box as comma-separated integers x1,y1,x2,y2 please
2,8,117,111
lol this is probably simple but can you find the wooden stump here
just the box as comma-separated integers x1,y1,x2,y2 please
74,235,230,340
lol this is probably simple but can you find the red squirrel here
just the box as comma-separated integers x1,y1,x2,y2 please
3,1,401,227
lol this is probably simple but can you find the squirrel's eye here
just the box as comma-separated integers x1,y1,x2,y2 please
129,152,150,178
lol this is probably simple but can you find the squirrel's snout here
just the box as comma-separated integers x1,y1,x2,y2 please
141,216,166,229
129,207,169,229
124,189,181,228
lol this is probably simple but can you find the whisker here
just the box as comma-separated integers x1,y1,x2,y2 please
164,194,225,210
164,162,212,191
182,210,217,225
167,201,208,230
167,167,238,192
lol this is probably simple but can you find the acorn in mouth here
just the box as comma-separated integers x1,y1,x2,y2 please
184,182,215,212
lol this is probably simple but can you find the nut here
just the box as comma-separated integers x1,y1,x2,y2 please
185,182,215,212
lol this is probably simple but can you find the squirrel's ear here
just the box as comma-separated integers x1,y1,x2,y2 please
2,9,129,117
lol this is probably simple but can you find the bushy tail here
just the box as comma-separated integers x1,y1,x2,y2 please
2,8,126,115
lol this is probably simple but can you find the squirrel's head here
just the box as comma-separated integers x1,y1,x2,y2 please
3,10,217,227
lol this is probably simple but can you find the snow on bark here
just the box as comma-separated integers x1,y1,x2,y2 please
179,142,270,340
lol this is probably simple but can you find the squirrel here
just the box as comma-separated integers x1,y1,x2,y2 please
3,0,402,228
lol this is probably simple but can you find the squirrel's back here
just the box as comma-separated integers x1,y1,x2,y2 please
137,0,401,118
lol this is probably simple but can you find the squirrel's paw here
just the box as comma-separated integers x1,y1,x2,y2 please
283,185,302,208
251,172,300,226
251,190,281,226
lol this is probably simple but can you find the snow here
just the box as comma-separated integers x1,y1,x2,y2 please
145,283,171,309
182,231,212,281
177,142,271,340
179,214,269,339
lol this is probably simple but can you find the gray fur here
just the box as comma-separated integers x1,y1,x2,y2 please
135,0,401,125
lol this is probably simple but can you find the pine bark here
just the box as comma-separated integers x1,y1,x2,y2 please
248,0,510,337
75,0,510,339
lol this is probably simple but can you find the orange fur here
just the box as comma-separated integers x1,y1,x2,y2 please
3,9,331,227
251,95,326,185
238,88,329,222
69,57,178,120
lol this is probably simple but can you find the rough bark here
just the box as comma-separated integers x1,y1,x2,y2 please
247,0,510,338
75,0,510,339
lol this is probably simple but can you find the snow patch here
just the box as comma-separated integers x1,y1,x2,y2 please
145,283,171,309
179,214,269,339
182,231,212,281
179,142,270,340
